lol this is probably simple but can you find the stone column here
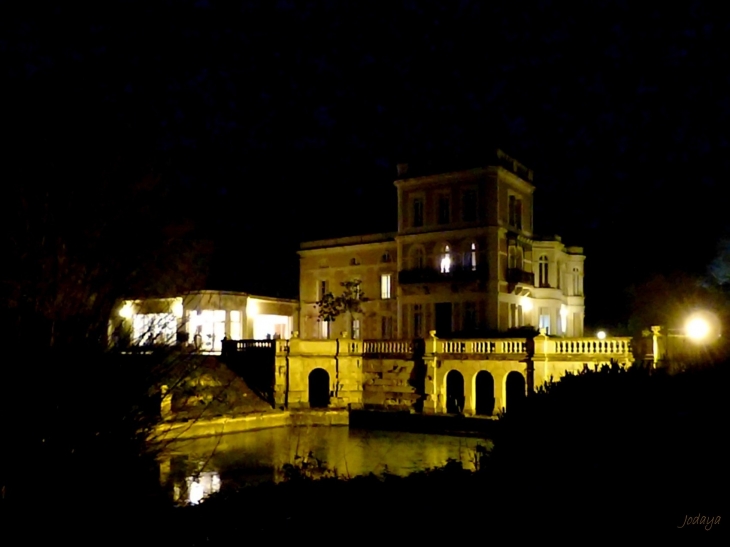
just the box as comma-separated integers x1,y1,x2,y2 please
651,326,661,369
274,339,289,408
422,331,439,414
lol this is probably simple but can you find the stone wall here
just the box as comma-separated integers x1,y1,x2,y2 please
362,357,425,411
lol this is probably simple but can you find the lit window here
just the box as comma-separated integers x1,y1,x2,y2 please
538,308,551,334
352,319,361,340
464,242,477,271
440,245,451,273
381,274,392,299
133,313,177,345
230,311,241,340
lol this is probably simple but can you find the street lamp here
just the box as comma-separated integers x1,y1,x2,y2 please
684,314,711,342
596,330,607,340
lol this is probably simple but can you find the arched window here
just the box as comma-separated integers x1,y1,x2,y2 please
440,245,451,273
464,242,478,271
539,255,549,287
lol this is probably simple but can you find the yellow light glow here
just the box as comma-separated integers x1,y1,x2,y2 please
171,298,183,318
685,315,711,341
520,296,533,312
596,330,607,340
247,299,259,317
119,302,134,319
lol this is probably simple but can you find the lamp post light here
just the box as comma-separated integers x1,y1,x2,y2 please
653,310,720,369
596,330,607,340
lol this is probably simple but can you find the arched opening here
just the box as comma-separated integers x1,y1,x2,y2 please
308,368,330,408
445,369,465,414
505,371,526,413
475,371,495,416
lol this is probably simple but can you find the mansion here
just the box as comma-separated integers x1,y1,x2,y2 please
299,150,585,340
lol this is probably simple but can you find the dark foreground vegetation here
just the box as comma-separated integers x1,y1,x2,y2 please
2,358,729,543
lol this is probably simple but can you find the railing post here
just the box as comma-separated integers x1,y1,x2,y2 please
160,384,172,421
651,326,662,369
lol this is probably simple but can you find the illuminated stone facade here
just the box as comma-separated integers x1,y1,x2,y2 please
299,150,585,340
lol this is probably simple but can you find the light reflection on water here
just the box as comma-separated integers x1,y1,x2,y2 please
158,426,493,505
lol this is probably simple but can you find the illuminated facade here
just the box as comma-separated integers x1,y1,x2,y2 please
299,150,585,339
110,290,299,352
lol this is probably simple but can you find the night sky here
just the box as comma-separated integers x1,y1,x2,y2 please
4,1,730,329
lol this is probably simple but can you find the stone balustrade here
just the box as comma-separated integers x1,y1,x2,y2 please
231,335,632,361
440,339,527,354
542,337,632,355
362,340,414,354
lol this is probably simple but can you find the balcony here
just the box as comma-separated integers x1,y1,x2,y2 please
398,264,488,285
506,268,534,286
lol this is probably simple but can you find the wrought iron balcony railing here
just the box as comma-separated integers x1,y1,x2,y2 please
398,264,488,285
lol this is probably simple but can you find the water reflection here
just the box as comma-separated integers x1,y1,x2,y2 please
157,426,492,504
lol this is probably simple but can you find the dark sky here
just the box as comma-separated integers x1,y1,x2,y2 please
4,1,730,328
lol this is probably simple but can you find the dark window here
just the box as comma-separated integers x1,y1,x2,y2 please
464,302,477,332
412,198,424,227
462,190,477,222
438,196,450,224
413,304,423,338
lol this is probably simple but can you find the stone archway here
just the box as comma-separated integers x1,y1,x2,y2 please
308,368,330,408
445,369,465,414
475,371,495,416
505,371,526,413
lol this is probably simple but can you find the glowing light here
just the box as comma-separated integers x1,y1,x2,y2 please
247,299,259,316
171,298,183,318
440,246,451,273
520,296,533,312
685,315,710,341
596,330,607,340
119,302,134,319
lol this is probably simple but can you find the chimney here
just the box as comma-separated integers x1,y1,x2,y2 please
396,163,409,177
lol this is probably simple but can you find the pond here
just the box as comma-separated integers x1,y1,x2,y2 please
157,425,493,505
